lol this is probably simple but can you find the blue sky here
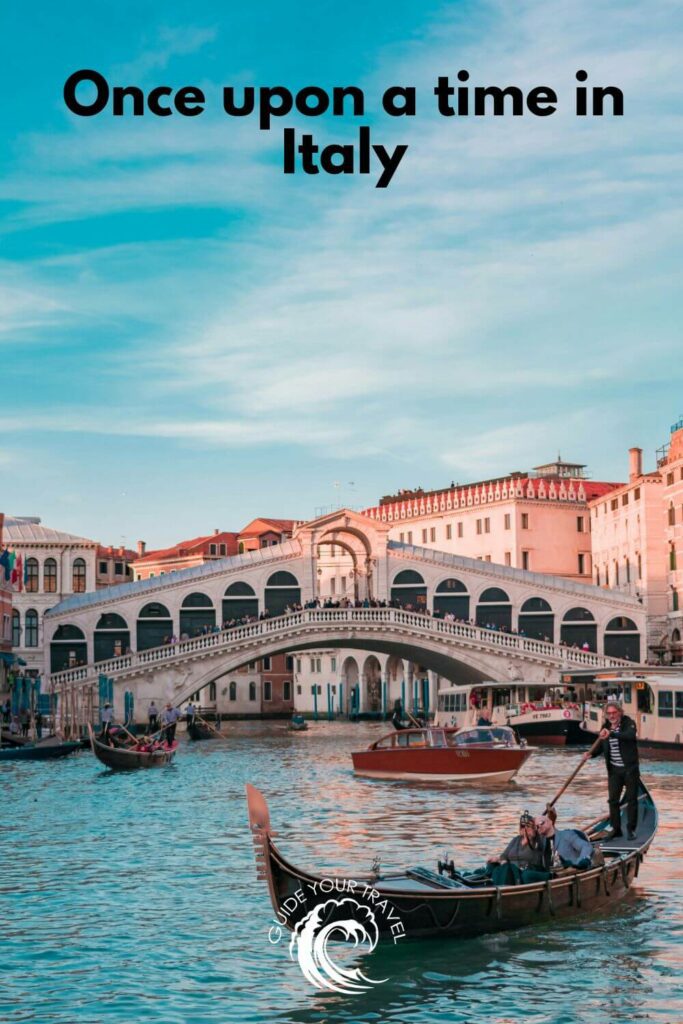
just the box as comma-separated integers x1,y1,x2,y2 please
1,0,682,548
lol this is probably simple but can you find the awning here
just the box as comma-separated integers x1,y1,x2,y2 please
0,652,27,666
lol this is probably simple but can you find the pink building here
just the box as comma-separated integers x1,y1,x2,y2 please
364,458,621,582
0,513,14,691
659,419,683,661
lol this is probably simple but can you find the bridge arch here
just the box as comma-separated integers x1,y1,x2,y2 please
137,602,173,651
94,612,130,663
433,577,469,619
476,587,511,630
265,571,300,615
341,655,360,714
222,581,258,623
518,597,554,642
50,624,87,673
560,607,596,652
604,616,640,662
362,655,382,713
391,569,426,609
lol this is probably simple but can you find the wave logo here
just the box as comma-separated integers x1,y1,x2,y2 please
289,896,388,994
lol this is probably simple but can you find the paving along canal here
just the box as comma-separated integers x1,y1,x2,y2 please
2,722,681,1024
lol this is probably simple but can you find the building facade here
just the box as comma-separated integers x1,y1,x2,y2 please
659,420,683,661
0,514,13,691
363,459,621,582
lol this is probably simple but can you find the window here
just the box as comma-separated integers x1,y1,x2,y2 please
622,494,629,507
673,590,679,612
576,516,584,533
26,558,39,593
316,658,321,673
296,685,301,696
625,558,630,583
504,552,511,566
521,513,529,529
285,656,293,670
330,577,336,595
457,523,463,538
407,531,412,544
595,567,600,586
219,544,227,555
317,685,322,695
476,519,482,535
422,529,427,543
263,681,272,701
310,658,315,672
658,690,673,718
504,514,511,530
44,558,57,593
614,560,620,585
446,524,452,540
209,544,217,555
262,656,271,670
670,545,677,571
669,504,676,526
283,681,291,701
209,682,216,701
25,609,39,647
667,472,674,486
484,554,491,562
578,553,586,574
522,551,530,570
610,498,618,511
99,561,107,574
249,661,257,670
676,692,683,718
634,487,641,500
330,657,337,672
249,682,257,701
296,658,302,673
637,553,642,579
229,681,237,701
430,527,436,542
12,609,20,647
399,532,404,542
114,561,123,575
72,558,86,593
484,518,490,534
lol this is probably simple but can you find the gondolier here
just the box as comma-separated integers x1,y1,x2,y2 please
583,700,640,841
100,702,114,739
148,701,159,733
160,703,181,744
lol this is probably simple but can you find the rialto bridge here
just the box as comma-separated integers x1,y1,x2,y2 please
44,510,645,715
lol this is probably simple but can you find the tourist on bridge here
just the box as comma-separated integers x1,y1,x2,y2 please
583,700,640,841
161,703,181,744
148,701,159,734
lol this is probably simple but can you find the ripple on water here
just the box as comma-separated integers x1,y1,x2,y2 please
1,722,681,1024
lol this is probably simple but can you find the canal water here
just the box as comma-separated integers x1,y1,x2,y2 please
2,722,681,1024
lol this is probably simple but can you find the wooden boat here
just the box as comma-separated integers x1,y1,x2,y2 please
88,724,178,769
287,715,308,732
351,725,532,782
187,719,219,741
246,781,657,941
0,738,81,762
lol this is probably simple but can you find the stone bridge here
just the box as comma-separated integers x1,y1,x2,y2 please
45,509,645,712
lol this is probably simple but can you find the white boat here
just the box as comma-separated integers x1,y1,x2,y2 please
567,670,683,760
435,680,593,746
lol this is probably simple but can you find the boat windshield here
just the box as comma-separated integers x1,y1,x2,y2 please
448,726,516,746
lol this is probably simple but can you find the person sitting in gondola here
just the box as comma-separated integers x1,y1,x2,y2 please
535,808,597,872
486,810,550,885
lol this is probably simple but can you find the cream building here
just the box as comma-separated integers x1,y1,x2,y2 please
659,420,683,661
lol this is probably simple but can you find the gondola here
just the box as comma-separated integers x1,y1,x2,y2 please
186,719,219,741
246,781,657,941
0,738,81,762
88,724,178,770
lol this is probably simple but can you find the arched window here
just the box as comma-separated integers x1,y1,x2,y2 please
249,681,257,701
223,581,258,621
50,624,87,673
44,558,57,593
518,597,554,642
72,558,86,593
669,503,676,526
229,681,237,701
94,613,130,663
433,578,469,618
604,617,640,662
137,602,173,652
209,682,217,701
560,607,597,652
25,558,39,594
670,544,677,571
476,588,511,630
12,609,20,647
264,571,301,616
673,590,680,613
25,609,39,647
391,569,427,609
179,592,215,636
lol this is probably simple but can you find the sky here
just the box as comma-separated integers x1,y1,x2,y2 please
1,0,682,548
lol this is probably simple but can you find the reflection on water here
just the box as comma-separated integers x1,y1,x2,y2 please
1,721,681,1023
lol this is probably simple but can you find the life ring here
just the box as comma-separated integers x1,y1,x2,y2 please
563,710,571,719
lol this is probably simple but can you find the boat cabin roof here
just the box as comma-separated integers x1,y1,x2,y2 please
369,725,518,750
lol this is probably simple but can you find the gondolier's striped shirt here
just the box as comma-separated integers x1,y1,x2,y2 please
608,732,625,767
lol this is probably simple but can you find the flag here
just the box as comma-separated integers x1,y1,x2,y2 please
12,554,23,592
0,549,10,582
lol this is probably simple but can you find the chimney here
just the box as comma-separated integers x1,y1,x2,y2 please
137,540,146,556
214,528,220,535
629,447,642,483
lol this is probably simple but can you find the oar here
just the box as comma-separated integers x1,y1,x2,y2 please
545,735,603,811
191,710,223,736
406,710,423,729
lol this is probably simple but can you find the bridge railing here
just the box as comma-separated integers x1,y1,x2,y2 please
48,606,631,688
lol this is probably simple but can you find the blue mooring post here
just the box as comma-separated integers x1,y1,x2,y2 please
401,679,406,716
382,679,387,718
312,685,319,722
423,677,429,719
413,679,419,718
339,683,344,716
327,683,333,721
98,673,107,722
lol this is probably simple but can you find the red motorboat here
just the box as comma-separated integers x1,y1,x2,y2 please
351,725,533,782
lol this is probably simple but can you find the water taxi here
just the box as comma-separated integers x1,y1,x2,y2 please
435,681,593,746
351,724,532,782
